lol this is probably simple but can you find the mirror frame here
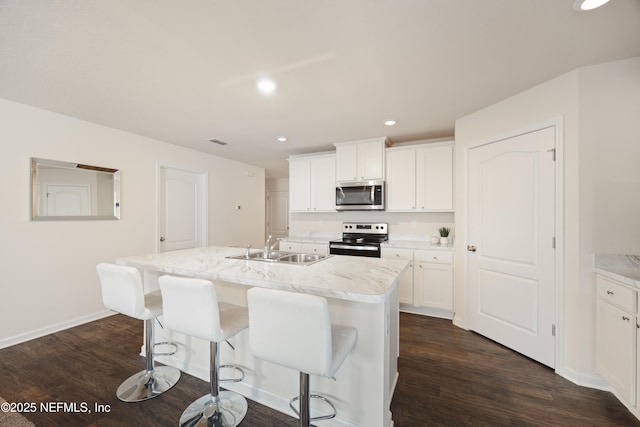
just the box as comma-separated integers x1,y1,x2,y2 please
31,157,121,221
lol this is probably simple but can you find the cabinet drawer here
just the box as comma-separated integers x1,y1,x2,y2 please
414,250,453,265
302,243,328,255
381,248,414,261
597,275,637,313
280,241,302,252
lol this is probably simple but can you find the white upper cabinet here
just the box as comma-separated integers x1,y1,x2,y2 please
416,144,453,211
289,153,336,213
334,137,388,183
386,148,417,210
386,141,454,212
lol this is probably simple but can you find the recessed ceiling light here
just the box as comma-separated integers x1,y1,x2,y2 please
257,78,277,94
277,137,288,142
573,0,610,11
384,120,397,126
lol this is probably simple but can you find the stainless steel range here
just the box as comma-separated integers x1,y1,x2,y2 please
329,222,388,258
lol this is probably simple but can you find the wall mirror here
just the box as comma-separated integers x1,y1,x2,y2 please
31,157,121,220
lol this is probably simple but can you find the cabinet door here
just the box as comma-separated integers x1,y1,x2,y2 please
597,300,636,405
289,160,311,212
386,149,416,211
414,253,453,311
358,140,385,180
416,145,453,211
302,243,328,255
381,248,414,305
311,156,336,212
335,144,358,182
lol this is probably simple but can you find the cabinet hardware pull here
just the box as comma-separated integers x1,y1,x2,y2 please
622,315,630,321
467,245,477,252
606,290,614,295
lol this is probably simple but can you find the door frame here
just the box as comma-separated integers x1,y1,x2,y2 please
156,164,209,252
462,117,565,374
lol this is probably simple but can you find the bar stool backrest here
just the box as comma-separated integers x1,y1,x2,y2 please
158,276,224,343
248,287,333,377
96,263,147,319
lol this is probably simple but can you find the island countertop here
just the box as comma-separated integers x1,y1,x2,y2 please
117,245,410,303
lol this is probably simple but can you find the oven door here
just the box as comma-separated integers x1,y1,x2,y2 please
335,181,384,211
329,242,381,257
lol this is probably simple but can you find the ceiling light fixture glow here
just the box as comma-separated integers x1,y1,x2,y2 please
277,137,288,142
573,0,610,11
384,120,397,126
257,78,277,94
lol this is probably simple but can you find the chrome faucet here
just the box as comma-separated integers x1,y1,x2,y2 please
264,235,279,258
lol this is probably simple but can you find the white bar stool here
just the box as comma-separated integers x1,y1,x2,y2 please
96,263,181,402
158,275,249,427
247,287,357,427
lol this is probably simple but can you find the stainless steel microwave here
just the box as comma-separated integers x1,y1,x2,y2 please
335,181,385,211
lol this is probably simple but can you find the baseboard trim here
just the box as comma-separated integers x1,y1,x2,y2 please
0,309,114,350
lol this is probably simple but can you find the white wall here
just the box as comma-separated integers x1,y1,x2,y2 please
0,98,265,348
454,57,640,385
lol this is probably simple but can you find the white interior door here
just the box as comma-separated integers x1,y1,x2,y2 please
467,126,556,368
266,190,289,239
45,184,91,216
159,166,207,252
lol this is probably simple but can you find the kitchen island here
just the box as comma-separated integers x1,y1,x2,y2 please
117,246,409,427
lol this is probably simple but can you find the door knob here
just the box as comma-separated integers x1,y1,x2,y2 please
467,245,477,252
160,237,166,242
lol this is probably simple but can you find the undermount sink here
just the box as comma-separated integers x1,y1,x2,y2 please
277,253,325,264
227,251,330,266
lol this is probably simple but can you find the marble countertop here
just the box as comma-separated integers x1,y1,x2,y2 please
117,246,410,303
594,254,640,289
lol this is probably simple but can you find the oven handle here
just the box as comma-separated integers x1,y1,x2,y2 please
330,244,379,251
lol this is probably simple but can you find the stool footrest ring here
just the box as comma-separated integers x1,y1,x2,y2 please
153,341,178,356
219,364,245,383
289,394,337,422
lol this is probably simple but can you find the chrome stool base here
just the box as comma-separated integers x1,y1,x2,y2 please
179,390,248,427
116,365,181,402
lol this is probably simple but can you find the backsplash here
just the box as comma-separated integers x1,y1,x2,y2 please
289,211,455,241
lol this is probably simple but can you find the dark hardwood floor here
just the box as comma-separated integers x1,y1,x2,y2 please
1,312,638,426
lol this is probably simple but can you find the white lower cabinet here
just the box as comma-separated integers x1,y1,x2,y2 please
381,248,414,305
381,247,454,318
414,250,454,312
596,275,638,408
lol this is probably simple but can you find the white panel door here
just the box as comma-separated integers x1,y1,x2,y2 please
467,126,556,368
159,166,206,252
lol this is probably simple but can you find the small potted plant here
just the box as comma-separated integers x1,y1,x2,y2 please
439,227,451,245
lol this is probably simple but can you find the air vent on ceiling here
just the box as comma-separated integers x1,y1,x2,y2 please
209,138,228,146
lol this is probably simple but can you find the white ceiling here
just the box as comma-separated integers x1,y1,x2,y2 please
1,0,639,178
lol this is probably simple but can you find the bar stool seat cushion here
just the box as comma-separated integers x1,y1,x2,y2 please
248,287,357,379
